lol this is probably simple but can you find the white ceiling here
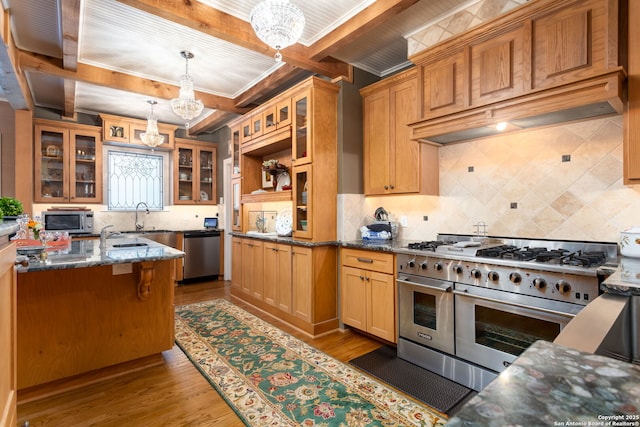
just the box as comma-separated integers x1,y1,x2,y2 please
3,0,472,131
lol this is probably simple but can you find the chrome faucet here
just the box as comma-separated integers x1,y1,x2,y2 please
99,225,121,248
135,202,150,231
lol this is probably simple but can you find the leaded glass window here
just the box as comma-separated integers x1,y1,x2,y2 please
107,150,163,210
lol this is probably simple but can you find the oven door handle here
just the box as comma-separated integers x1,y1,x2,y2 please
453,290,576,318
396,278,452,292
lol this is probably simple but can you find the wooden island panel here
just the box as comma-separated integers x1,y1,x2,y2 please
17,260,175,390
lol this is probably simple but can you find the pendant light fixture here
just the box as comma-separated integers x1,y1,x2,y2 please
250,0,305,62
170,50,204,129
140,100,164,149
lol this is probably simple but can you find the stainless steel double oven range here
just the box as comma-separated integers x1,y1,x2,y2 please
396,234,617,391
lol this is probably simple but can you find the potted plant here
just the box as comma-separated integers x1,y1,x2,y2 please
0,197,23,219
262,159,279,170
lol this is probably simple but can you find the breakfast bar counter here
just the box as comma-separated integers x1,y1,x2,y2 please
446,340,640,426
16,237,184,394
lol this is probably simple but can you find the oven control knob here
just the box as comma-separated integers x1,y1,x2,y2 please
471,269,482,279
555,280,571,294
453,265,464,275
408,259,416,268
420,261,428,270
434,262,443,271
488,271,500,281
509,272,522,284
533,278,547,290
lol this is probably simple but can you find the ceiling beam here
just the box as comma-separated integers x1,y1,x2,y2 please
18,50,249,114
308,0,420,61
60,0,81,118
114,0,351,80
189,110,239,135
234,63,310,108
0,8,32,111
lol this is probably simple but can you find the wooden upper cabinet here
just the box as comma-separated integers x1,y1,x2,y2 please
531,0,616,90
174,139,217,205
410,0,621,125
362,68,436,196
100,114,176,150
469,25,527,107
34,119,103,204
420,50,466,118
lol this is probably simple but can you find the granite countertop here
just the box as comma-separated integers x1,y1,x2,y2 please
600,256,640,296
16,236,184,273
446,340,640,426
230,232,340,247
0,220,20,239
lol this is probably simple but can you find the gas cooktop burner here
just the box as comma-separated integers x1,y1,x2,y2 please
476,245,549,261
406,241,446,251
536,250,607,267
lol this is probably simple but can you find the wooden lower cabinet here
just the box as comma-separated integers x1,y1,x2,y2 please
0,241,17,427
241,239,263,299
231,237,243,291
340,248,396,343
263,242,292,313
231,237,337,337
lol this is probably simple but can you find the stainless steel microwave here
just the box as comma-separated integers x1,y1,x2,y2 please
42,210,94,233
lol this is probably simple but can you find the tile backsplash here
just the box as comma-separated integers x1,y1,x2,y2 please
340,115,640,243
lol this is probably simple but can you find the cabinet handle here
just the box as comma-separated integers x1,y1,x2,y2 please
390,185,395,189
365,277,370,281
384,185,389,190
356,257,373,264
359,275,364,281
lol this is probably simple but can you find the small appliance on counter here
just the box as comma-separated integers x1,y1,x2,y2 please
203,217,219,230
360,207,398,240
42,207,94,234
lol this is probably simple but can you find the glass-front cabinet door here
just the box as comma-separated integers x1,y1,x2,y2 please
232,178,242,231
175,141,216,205
231,125,241,178
35,123,102,203
35,125,68,202
292,164,311,238
277,99,292,129
292,91,311,165
176,145,195,204
69,130,102,202
197,146,216,205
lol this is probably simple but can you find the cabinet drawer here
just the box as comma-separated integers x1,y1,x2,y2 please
341,248,394,275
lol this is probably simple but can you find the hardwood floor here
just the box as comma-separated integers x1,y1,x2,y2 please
16,280,384,426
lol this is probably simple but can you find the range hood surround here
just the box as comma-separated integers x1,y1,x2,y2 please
410,70,626,145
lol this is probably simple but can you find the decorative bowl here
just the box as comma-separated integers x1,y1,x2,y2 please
620,227,640,258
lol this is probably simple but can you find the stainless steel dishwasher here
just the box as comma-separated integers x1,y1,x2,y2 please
182,229,221,281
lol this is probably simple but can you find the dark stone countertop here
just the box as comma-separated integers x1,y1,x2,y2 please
0,220,20,239
446,340,640,426
16,236,184,273
600,256,640,296
230,232,340,247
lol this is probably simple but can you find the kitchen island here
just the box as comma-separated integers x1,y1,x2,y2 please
16,236,184,395
446,340,640,426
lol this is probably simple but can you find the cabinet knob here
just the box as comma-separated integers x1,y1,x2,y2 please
359,275,364,281
365,276,370,281
384,185,389,190
390,185,395,189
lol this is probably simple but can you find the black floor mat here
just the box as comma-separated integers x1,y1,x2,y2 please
349,346,475,416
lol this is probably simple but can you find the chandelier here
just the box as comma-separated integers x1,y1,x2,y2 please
170,51,204,129
140,100,165,149
250,0,305,62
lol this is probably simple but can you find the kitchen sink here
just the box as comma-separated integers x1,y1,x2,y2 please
118,230,177,248
111,242,148,248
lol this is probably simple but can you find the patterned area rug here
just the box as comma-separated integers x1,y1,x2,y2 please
175,299,447,427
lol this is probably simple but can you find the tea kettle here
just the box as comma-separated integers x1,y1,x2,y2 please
374,207,389,222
